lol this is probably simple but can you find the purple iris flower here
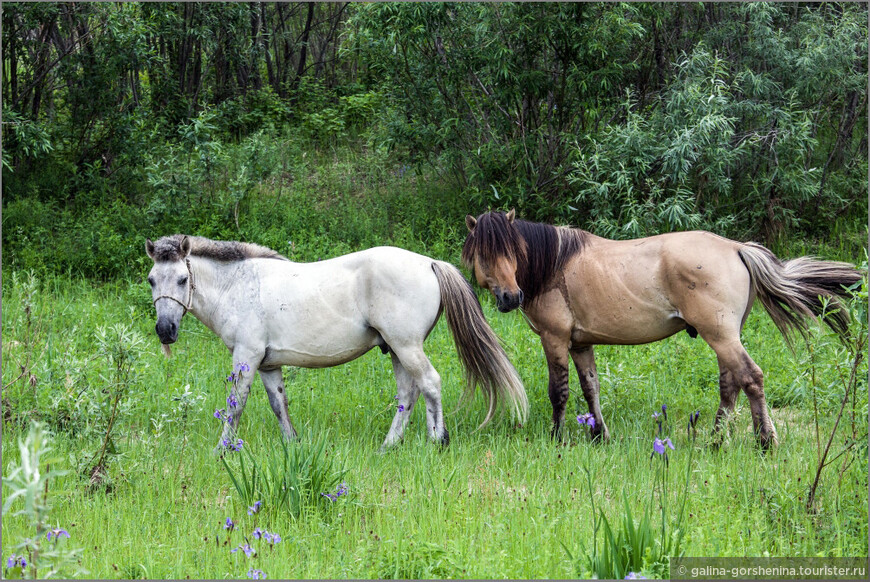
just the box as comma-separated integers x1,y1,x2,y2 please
227,394,239,409
653,437,675,455
397,404,405,412
6,554,26,569
224,517,235,531
252,527,265,540
237,362,250,373
577,413,596,429
322,482,348,501
265,532,281,544
248,569,266,580
247,500,262,515
46,527,70,541
231,543,256,557
625,573,647,580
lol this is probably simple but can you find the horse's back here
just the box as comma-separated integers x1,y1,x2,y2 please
583,230,746,277
654,230,751,295
244,247,441,367
557,230,752,345
315,246,444,341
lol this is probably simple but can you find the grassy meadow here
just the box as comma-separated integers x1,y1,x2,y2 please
4,4,868,578
2,249,867,578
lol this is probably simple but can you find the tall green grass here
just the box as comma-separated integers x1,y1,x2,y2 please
2,265,867,578
3,144,866,577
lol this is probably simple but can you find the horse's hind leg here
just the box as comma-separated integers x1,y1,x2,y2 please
260,368,298,440
380,352,423,450
709,339,778,449
570,346,609,442
382,344,446,449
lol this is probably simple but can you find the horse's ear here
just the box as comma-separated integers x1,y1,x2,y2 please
465,215,477,233
506,208,516,224
145,239,156,260
180,235,191,257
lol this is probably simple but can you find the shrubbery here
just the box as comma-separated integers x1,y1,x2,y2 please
2,2,866,281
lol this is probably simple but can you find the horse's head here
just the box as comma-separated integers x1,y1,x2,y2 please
461,209,526,312
145,235,194,345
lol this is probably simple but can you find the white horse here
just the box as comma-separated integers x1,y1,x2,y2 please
145,235,528,450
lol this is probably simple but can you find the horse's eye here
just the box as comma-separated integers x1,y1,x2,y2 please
178,276,188,286
147,277,155,287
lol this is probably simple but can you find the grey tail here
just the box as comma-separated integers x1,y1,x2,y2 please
431,261,529,427
738,242,862,346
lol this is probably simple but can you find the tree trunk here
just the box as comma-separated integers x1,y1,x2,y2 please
261,3,276,90
289,2,315,98
249,2,262,91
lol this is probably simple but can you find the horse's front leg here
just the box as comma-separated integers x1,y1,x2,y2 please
541,333,571,441
216,352,263,452
570,346,609,442
260,367,298,441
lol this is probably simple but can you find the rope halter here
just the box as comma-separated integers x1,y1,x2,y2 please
152,258,196,316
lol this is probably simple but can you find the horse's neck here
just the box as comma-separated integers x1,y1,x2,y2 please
516,224,584,303
187,257,244,330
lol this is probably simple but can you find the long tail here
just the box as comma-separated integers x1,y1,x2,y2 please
738,242,862,345
431,261,529,427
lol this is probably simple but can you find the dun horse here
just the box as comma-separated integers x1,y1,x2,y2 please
462,210,861,448
145,235,527,450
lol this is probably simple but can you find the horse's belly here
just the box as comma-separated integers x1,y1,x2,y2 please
261,309,382,368
572,315,685,346
263,345,376,368
570,286,687,345
263,328,381,368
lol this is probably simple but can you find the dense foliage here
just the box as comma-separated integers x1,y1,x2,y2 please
2,2,867,279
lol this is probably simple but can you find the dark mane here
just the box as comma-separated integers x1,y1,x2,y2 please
462,212,587,305
149,235,287,263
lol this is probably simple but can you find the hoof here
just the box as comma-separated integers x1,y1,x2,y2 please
590,426,610,443
550,422,566,444
709,428,727,451
378,437,401,454
757,429,778,452
438,428,450,448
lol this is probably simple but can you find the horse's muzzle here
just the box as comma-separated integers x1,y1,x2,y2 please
155,317,178,344
495,289,524,312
